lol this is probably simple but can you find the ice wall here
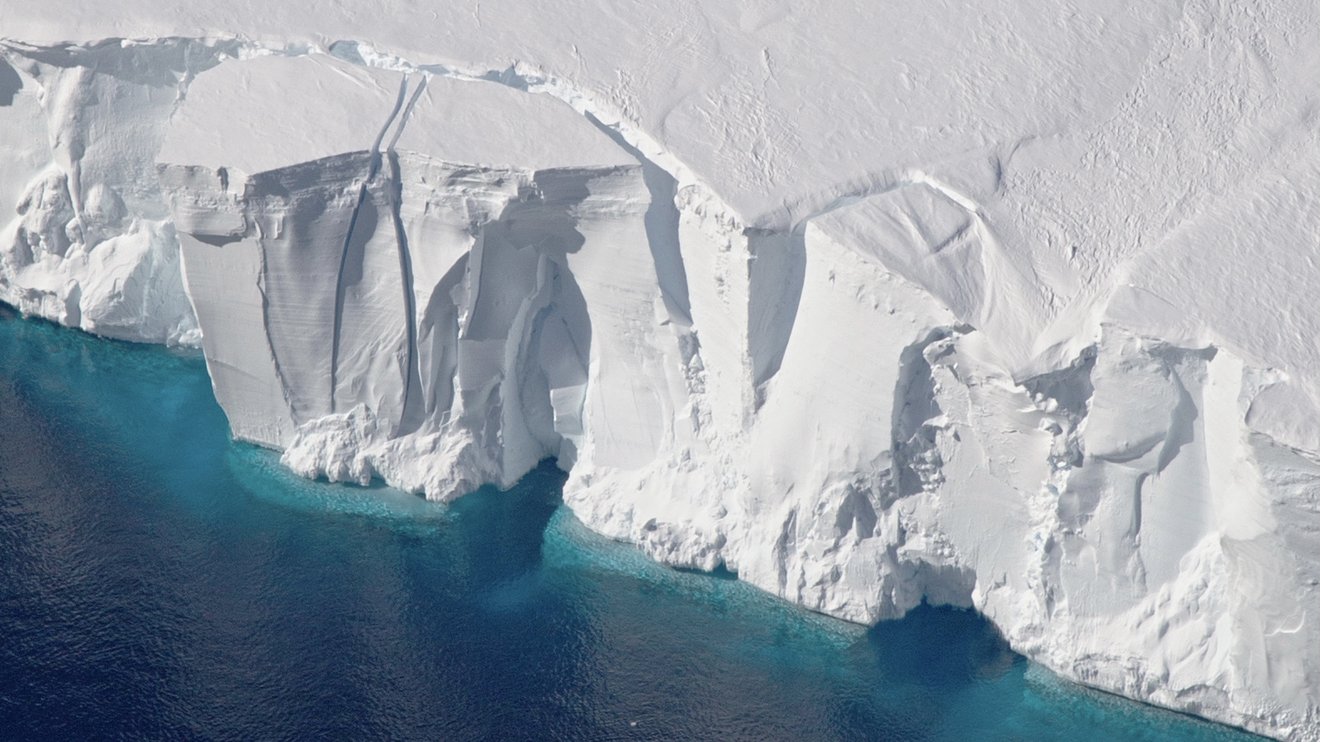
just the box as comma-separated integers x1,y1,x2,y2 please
0,40,244,344
158,55,693,505
1,21,1319,740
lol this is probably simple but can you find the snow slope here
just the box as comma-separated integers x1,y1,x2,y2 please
3,2,1320,737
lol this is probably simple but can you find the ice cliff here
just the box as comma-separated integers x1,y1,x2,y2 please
3,1,1320,737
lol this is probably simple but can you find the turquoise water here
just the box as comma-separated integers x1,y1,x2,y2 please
0,310,1260,740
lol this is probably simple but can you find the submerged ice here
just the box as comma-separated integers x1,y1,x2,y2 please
2,4,1320,739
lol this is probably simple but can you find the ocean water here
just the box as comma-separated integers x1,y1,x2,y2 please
0,310,1261,741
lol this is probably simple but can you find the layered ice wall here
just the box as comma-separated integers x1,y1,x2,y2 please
0,40,240,344
158,55,692,503
3,5,1320,738
159,55,1320,740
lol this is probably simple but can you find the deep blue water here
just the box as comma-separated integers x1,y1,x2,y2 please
0,310,1261,741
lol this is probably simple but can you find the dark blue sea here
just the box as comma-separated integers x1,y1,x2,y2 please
0,310,1260,741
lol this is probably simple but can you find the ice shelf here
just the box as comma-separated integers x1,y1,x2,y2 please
2,4,1319,737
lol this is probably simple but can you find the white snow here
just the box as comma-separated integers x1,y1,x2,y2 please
3,3,1320,738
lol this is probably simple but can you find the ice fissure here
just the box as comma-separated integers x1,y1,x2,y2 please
1,25,1319,741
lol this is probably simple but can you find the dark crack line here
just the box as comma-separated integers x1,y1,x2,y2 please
387,151,422,435
331,73,414,414
387,74,427,153
369,75,409,175
330,180,370,414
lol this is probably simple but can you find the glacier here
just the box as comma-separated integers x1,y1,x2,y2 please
2,1,1319,738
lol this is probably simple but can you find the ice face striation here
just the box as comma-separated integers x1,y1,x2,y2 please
4,3,1320,737
0,39,245,344
158,55,670,499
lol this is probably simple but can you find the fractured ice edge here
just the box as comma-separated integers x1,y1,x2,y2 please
0,37,1317,741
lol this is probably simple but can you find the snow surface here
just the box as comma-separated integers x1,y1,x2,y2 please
3,2,1320,738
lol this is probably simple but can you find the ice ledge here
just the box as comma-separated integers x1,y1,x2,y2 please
0,34,1318,741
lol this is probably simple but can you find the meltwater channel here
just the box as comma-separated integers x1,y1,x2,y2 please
0,309,1260,741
